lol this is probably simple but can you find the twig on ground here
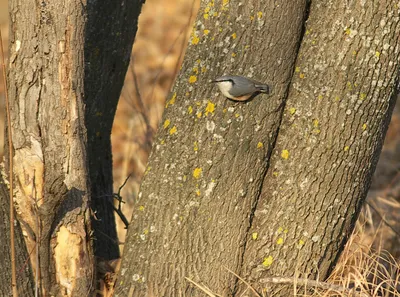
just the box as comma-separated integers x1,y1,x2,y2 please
224,266,261,297
185,277,221,297
260,276,370,297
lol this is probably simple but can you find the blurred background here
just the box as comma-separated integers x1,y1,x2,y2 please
0,0,399,277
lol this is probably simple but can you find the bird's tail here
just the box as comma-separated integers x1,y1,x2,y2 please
255,84,272,94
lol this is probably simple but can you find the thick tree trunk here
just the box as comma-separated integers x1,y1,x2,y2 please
6,0,144,295
115,1,309,296
0,175,35,297
240,0,400,294
116,0,400,297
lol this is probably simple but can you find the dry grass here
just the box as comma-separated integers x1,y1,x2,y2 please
324,223,400,297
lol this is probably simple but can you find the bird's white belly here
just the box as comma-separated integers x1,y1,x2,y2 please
217,81,235,99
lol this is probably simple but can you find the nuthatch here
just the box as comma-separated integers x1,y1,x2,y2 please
213,75,272,101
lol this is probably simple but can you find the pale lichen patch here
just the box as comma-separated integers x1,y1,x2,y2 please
205,180,216,197
16,40,21,52
206,121,216,133
132,274,140,281
311,235,320,242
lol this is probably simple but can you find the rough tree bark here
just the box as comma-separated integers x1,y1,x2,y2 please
5,0,144,295
115,0,400,296
240,1,400,295
0,175,35,297
115,0,308,296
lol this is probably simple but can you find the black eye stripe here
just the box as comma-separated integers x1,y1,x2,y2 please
216,78,235,84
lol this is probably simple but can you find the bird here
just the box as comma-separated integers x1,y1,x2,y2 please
212,75,272,102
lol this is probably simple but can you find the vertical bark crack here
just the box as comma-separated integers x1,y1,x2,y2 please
232,1,313,295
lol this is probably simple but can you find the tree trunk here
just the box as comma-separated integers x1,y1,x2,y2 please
115,0,400,296
6,0,144,295
240,1,400,295
115,0,309,296
0,175,35,297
